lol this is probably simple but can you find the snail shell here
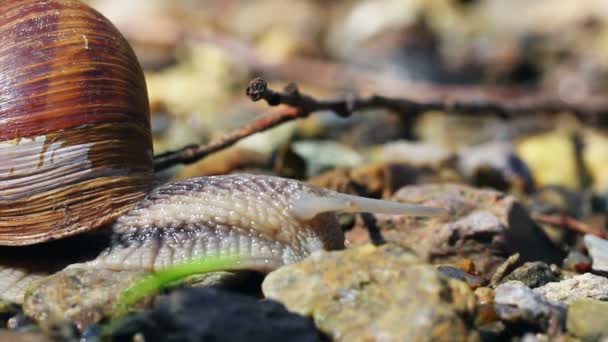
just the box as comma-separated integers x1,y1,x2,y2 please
0,0,154,245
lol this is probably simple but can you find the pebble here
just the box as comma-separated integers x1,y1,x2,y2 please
584,234,608,272
347,184,564,277
262,244,478,342
110,287,324,342
437,265,485,288
494,281,566,330
534,273,608,304
500,261,558,288
567,299,608,339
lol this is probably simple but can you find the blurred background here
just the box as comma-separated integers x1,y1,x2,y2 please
84,0,608,228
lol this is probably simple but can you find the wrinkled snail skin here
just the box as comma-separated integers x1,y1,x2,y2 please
84,174,445,272
0,0,154,245
86,174,342,272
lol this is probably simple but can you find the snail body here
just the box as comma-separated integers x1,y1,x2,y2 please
89,174,444,272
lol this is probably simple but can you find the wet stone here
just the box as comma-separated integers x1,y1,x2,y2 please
262,244,478,342
534,273,608,304
110,287,323,342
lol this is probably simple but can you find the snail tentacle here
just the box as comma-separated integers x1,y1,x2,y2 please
289,190,447,220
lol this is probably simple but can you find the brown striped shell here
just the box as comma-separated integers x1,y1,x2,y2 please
0,0,154,245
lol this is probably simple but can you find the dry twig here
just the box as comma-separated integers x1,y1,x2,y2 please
245,77,517,118
154,75,608,171
153,106,301,172
155,77,438,171
532,213,608,239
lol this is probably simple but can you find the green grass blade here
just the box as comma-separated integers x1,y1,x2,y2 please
112,254,242,318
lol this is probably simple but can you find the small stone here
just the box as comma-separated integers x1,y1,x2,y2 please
519,333,557,342
562,250,592,273
22,265,255,331
80,324,102,342
0,330,50,342
567,299,608,339
500,262,558,288
346,184,564,277
44,322,80,342
381,141,453,168
437,266,485,288
23,268,147,330
110,287,323,342
0,300,21,329
292,140,364,177
584,234,608,272
474,288,498,326
534,273,608,304
7,314,35,332
263,244,478,342
474,287,495,305
494,281,566,330
457,141,534,192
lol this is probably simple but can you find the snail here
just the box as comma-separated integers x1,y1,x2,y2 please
0,0,445,307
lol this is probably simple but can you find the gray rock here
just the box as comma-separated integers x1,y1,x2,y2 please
0,330,49,342
534,273,608,304
263,244,479,342
21,266,251,331
500,262,558,288
353,184,564,277
23,268,147,331
457,141,534,192
437,266,485,288
292,140,363,177
110,288,324,342
494,281,566,330
584,234,608,272
567,299,608,339
0,300,20,328
519,333,555,342
382,141,453,167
